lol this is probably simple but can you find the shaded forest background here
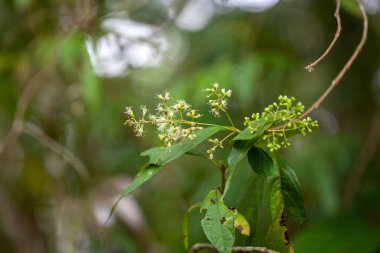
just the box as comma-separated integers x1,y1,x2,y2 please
1,0,380,252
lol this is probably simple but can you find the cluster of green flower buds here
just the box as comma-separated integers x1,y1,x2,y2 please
205,83,232,117
244,95,318,152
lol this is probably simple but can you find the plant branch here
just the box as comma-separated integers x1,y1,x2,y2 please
301,0,368,118
190,243,279,253
24,122,89,179
0,56,58,156
305,0,342,72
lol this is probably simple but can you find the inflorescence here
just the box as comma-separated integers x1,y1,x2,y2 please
205,83,232,118
244,95,318,152
125,84,318,158
125,91,203,148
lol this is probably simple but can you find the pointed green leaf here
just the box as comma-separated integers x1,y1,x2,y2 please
223,140,254,197
265,155,294,253
236,174,265,245
247,146,276,176
141,127,222,165
280,161,306,224
123,163,162,197
106,163,162,223
109,127,223,221
201,190,235,253
182,202,201,249
223,121,270,197
266,177,293,252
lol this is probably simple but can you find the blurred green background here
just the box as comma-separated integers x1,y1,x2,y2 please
1,0,380,252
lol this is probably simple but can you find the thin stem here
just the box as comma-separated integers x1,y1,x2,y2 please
190,243,279,253
305,0,342,72
302,0,368,118
194,121,239,132
185,150,220,167
132,119,241,133
220,131,236,144
185,150,228,192
220,163,227,193
225,111,236,128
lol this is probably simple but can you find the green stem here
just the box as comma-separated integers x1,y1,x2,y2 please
135,119,241,133
225,111,236,128
220,131,236,144
185,150,220,167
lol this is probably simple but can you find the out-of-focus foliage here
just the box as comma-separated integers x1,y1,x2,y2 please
1,0,380,252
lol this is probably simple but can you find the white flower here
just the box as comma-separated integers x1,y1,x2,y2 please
164,91,170,100
156,103,167,113
148,114,157,123
140,105,148,116
173,99,190,111
125,106,134,117
134,124,144,136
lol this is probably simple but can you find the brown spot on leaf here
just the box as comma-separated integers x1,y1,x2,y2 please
279,212,290,245
235,225,243,233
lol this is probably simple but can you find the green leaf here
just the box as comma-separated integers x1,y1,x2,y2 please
264,154,306,252
182,202,201,249
122,163,162,198
201,189,235,253
247,146,276,176
265,155,294,253
223,140,255,197
266,174,293,253
280,161,306,224
141,127,222,165
223,120,270,197
109,127,222,222
106,163,162,223
236,174,265,245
